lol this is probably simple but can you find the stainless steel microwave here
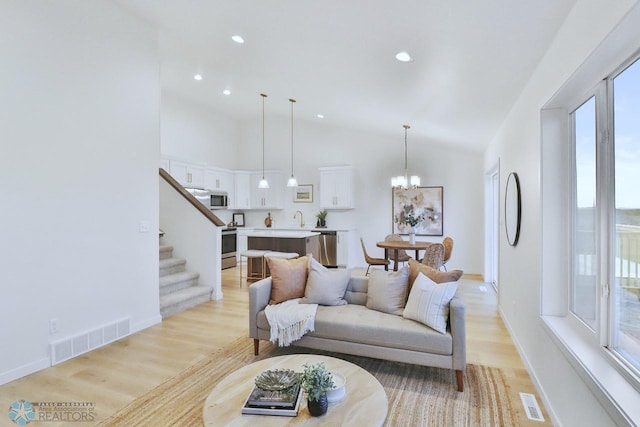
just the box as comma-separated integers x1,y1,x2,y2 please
210,191,229,209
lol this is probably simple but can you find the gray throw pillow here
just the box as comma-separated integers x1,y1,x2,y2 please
366,267,409,315
301,258,351,306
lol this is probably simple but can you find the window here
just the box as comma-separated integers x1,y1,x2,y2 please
572,96,597,329
570,57,640,374
611,58,640,371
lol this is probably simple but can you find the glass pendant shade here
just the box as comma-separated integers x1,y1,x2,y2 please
258,93,269,189
287,175,298,187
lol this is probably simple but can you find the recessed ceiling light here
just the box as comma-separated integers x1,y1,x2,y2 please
317,114,324,119
194,74,203,81
231,35,244,44
223,89,231,96
395,51,412,62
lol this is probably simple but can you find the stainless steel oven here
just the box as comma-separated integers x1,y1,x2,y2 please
221,227,237,269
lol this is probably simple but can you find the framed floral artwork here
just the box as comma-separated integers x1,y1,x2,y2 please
392,186,443,236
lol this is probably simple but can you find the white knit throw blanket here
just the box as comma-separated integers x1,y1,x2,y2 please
264,298,317,347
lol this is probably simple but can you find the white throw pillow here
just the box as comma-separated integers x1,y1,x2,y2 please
402,272,458,334
366,267,409,315
300,258,351,306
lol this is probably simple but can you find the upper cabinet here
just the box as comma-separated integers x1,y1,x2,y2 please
205,167,233,193
250,172,284,209
233,171,252,210
319,166,354,209
169,160,205,187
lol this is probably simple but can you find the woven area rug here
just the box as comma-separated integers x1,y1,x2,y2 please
98,337,518,426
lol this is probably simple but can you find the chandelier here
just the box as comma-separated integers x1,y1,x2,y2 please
391,124,420,188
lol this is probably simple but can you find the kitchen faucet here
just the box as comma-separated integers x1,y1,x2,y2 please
294,210,305,228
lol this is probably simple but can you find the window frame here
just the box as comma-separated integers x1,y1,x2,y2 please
566,56,640,390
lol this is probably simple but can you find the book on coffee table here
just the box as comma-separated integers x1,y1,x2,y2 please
242,384,303,416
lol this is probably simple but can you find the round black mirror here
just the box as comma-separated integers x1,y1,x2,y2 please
505,172,521,246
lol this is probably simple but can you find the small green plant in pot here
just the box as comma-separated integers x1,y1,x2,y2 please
301,362,334,416
315,209,328,228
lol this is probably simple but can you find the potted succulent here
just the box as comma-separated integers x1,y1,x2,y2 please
301,362,334,416
315,209,328,228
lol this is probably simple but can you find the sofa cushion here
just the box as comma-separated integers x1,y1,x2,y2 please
366,267,409,315
300,258,350,306
344,275,368,306
267,255,310,305
257,304,452,355
403,272,458,334
407,259,463,297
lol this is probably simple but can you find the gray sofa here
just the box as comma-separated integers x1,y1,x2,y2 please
249,274,466,391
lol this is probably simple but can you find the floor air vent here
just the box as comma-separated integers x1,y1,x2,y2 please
50,317,131,365
520,392,544,422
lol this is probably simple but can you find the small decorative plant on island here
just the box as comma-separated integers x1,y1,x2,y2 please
394,206,426,244
301,362,334,416
315,209,328,228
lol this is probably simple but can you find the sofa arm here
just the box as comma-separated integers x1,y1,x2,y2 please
248,277,272,339
449,294,466,372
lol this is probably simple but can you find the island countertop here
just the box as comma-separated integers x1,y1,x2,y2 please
245,230,320,238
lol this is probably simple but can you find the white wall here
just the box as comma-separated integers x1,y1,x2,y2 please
484,0,639,425
161,91,239,169
0,1,161,383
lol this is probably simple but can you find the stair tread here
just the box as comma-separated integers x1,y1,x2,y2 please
159,245,173,252
160,285,212,307
159,258,186,268
160,271,200,287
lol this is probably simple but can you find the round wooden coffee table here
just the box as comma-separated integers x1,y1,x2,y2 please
202,354,388,426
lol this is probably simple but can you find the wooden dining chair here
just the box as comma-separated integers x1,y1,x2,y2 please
422,243,445,270
360,238,390,275
442,237,454,271
384,234,411,269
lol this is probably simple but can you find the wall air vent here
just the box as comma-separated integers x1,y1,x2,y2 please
520,392,544,422
50,317,131,365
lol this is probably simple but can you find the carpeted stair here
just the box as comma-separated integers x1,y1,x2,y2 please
159,245,213,318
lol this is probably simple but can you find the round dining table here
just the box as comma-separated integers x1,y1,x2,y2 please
376,240,432,271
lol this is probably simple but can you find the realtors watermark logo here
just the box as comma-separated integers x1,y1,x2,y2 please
7,401,96,424
8,401,35,425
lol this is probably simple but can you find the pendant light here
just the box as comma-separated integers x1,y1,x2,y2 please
286,98,298,187
258,93,269,189
391,124,420,189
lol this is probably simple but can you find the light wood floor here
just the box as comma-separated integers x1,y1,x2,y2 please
0,267,552,426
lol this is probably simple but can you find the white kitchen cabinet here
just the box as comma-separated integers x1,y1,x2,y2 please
205,167,233,193
320,166,354,209
233,171,251,210
337,231,349,267
170,160,205,187
250,172,284,209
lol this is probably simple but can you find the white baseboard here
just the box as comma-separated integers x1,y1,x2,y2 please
0,357,49,386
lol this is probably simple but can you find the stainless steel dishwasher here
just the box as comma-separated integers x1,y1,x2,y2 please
318,231,338,268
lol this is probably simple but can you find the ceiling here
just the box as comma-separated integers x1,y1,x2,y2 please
117,0,576,152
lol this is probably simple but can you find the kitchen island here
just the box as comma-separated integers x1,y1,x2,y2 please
246,230,320,277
